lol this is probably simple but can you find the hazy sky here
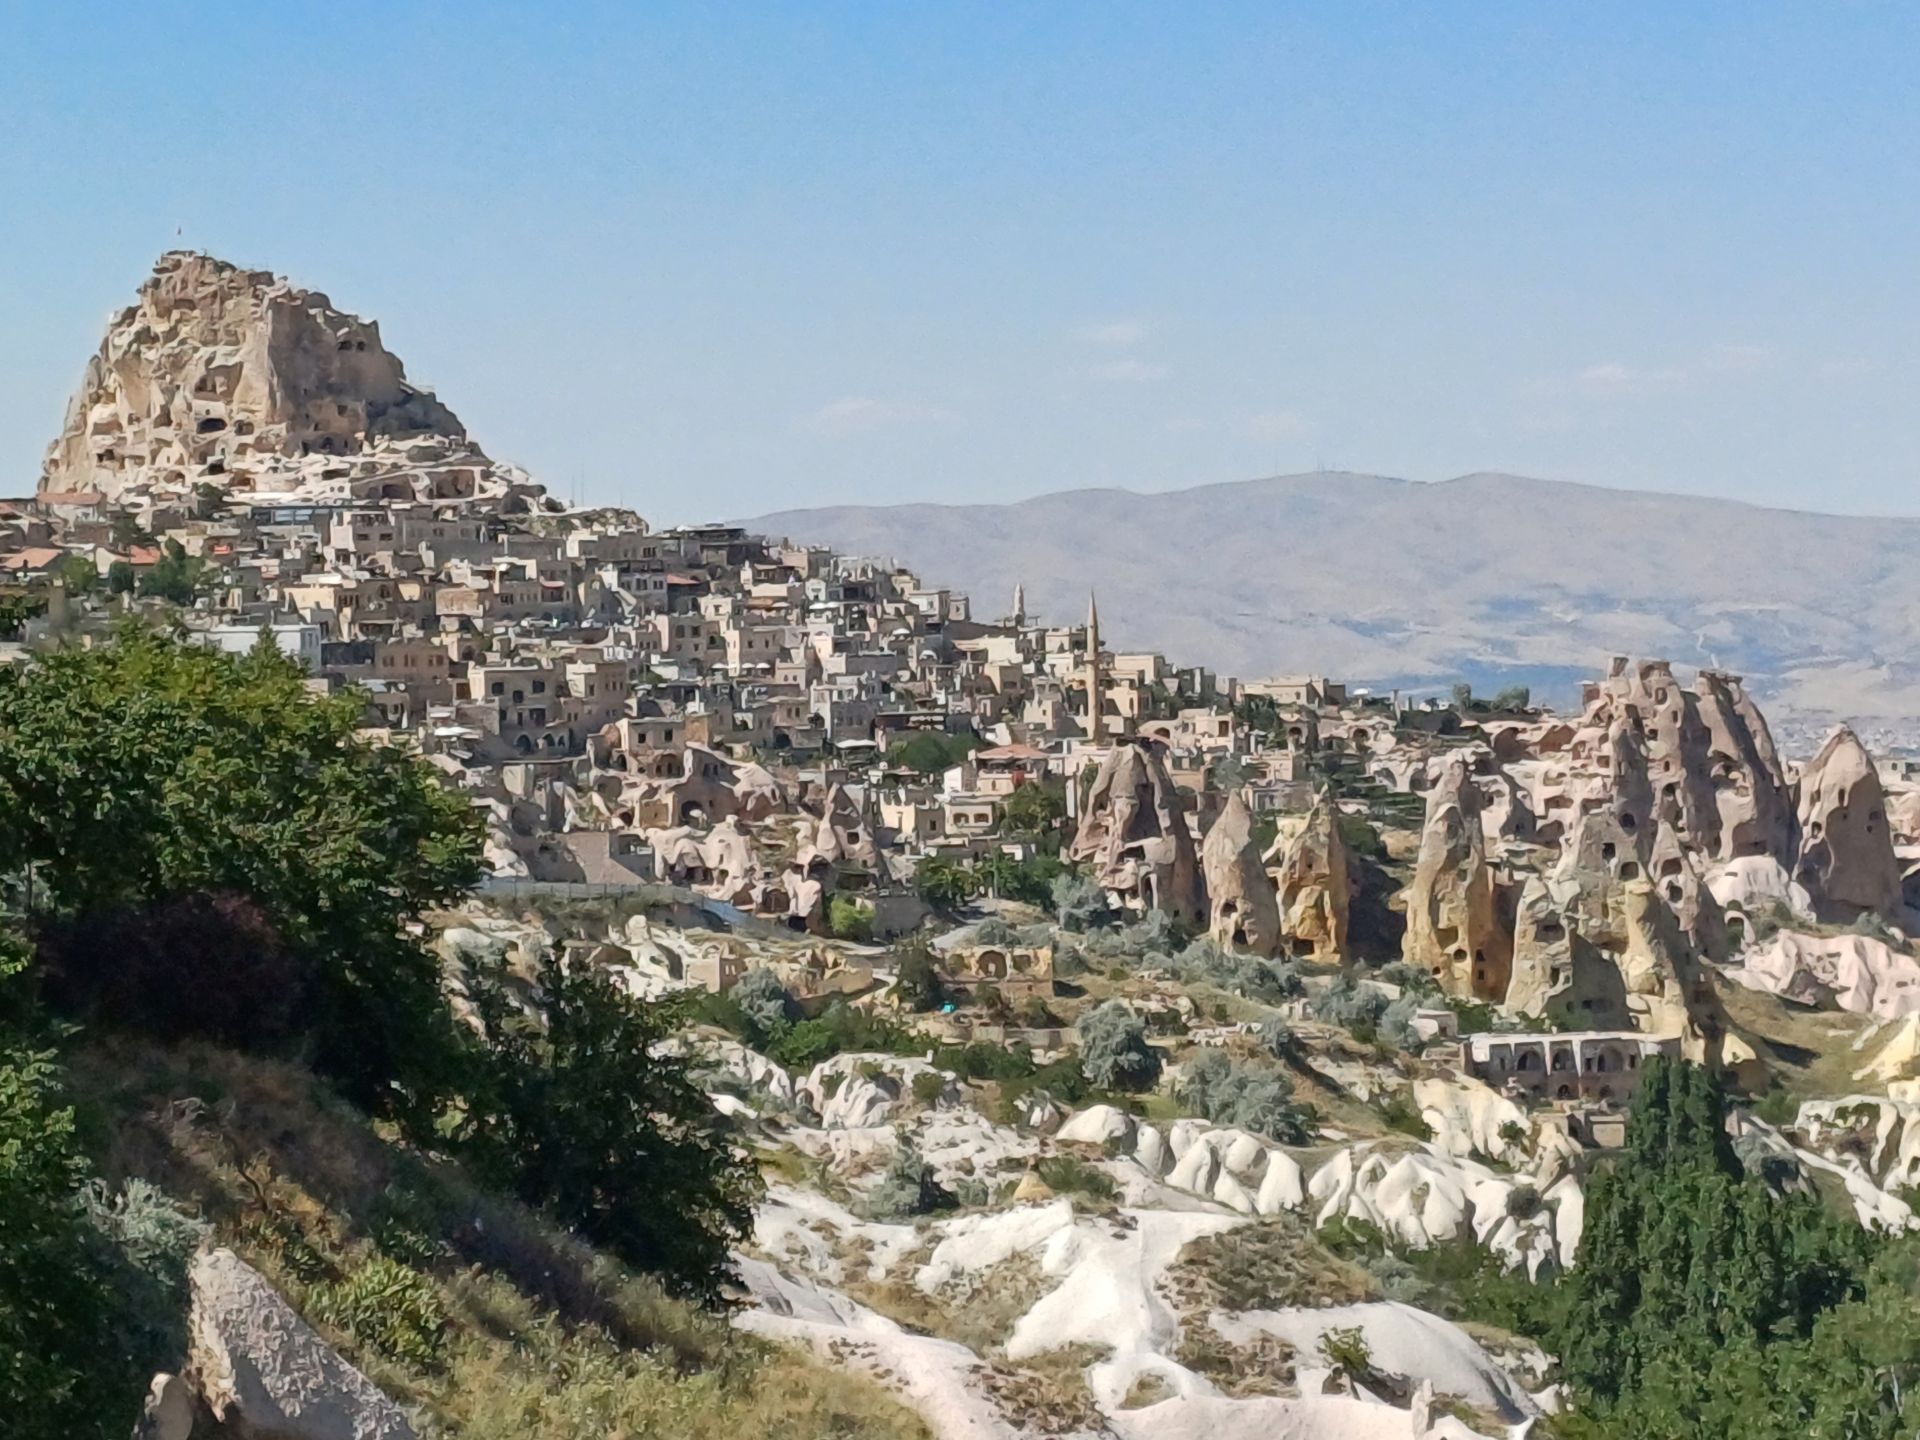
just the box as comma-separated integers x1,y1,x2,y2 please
3,3,1917,524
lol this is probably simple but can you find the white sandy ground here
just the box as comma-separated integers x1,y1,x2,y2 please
722,1050,1573,1438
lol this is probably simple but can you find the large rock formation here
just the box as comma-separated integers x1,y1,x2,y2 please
1202,791,1282,955
1568,658,1793,865
1265,793,1351,961
1401,762,1511,1001
1068,739,1205,924
42,251,551,511
1794,727,1904,921
1693,669,1796,861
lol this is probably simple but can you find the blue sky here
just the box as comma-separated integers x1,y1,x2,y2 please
2,2,1916,522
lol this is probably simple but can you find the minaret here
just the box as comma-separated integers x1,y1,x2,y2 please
1012,581,1026,627
1086,591,1105,742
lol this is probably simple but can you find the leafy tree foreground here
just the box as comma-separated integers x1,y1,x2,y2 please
0,626,764,1436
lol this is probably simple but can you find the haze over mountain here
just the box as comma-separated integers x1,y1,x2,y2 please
746,470,1920,729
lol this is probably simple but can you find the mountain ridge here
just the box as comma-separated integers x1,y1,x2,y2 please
741,470,1920,730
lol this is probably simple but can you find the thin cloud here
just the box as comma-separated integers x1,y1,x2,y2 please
1078,319,1147,346
804,396,956,436
1576,342,1779,394
1089,357,1169,383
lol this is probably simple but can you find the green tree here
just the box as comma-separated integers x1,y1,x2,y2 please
1076,1000,1161,1092
892,936,944,1012
827,894,875,942
1491,684,1532,712
731,967,792,1036
103,561,136,596
999,778,1066,839
0,625,480,1120
135,539,206,604
914,855,977,910
888,730,981,776
52,555,97,596
107,512,148,547
1558,1059,1871,1430
461,951,761,1304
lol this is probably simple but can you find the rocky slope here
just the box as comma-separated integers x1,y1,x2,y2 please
743,471,1920,726
41,252,554,512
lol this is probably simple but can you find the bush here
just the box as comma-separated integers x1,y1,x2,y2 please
1374,1092,1432,1140
1259,1019,1300,1062
461,952,761,1304
1052,872,1112,932
37,891,315,1054
911,1071,947,1106
1319,1324,1374,1376
891,935,943,1012
933,1041,1037,1083
827,895,875,943
1177,1050,1316,1145
1310,972,1390,1035
731,968,793,1036
1077,1001,1162,1093
1035,1155,1118,1204
1171,937,1302,1003
862,1144,954,1220
312,1254,449,1370
0,1038,161,1439
1377,995,1424,1052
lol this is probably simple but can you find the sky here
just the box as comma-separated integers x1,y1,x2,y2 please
2,2,1917,524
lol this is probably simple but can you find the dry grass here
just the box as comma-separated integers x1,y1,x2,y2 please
978,1343,1109,1433
68,1036,931,1440
1160,1213,1378,1316
1717,982,1878,1100
847,1252,1052,1358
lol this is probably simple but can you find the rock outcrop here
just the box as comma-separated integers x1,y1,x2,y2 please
1068,739,1205,923
1794,727,1904,921
1265,794,1351,961
42,251,551,511
188,1247,416,1440
1693,669,1796,861
1725,930,1920,1018
1202,792,1282,955
1401,762,1511,1001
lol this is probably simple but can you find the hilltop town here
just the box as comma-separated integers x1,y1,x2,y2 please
15,253,1920,1440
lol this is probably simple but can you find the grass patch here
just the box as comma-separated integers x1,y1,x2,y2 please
67,1036,930,1440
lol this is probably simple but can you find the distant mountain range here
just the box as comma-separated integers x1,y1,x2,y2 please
743,471,1920,730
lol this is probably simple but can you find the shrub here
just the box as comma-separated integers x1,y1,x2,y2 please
1177,1050,1315,1145
1260,1019,1300,1062
862,1144,954,1220
1052,872,1112,932
1377,995,1424,1052
0,626,480,1123
0,1038,163,1440
461,952,761,1304
827,895,875,943
1035,1155,1119,1204
1319,1324,1374,1376
911,1070,947,1106
891,935,944,1012
731,968,793,1036
37,891,315,1054
1077,1001,1162,1093
1310,972,1390,1034
1171,937,1302,1002
1374,1092,1432,1140
311,1254,449,1370
933,1040,1037,1083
